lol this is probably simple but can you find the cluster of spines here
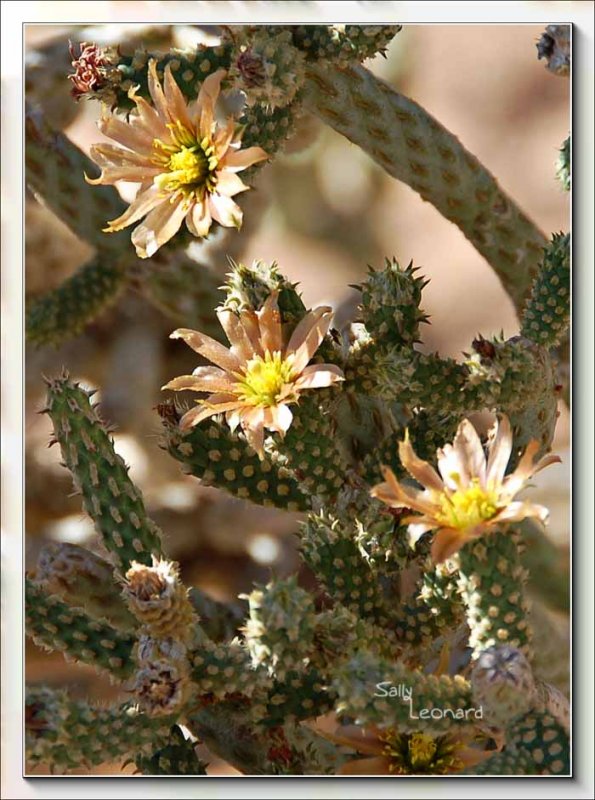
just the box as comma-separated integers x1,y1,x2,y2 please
133,726,208,775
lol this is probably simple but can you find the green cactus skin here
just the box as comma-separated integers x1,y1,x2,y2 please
300,513,390,624
520,520,569,613
25,579,135,680
263,24,401,65
26,255,128,348
191,638,260,699
303,64,548,313
105,43,233,111
470,710,570,775
276,394,347,500
188,588,246,642
45,373,164,571
556,136,571,191
257,668,336,729
133,725,208,775
33,542,136,631
396,566,465,647
26,687,171,772
162,413,308,511
521,233,570,349
333,652,476,733
25,106,127,252
455,532,532,659
244,577,316,679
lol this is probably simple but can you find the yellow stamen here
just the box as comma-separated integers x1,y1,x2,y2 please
236,352,296,407
407,733,438,769
435,478,498,530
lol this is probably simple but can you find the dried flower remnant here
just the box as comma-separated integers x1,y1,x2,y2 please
163,292,344,456
68,41,118,102
371,416,560,563
86,60,268,257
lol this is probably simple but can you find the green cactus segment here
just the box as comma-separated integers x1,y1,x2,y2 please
521,233,570,349
277,24,401,64
107,43,233,111
221,260,307,322
134,726,208,775
456,533,532,659
258,668,336,728
162,414,308,511
34,542,136,631
228,29,306,111
276,394,347,500
304,64,548,312
474,710,570,775
25,579,135,680
26,687,171,772
358,258,429,348
45,374,164,570
239,101,297,163
188,588,246,642
556,136,570,190
244,577,317,678
190,638,259,699
25,107,127,250
26,255,128,348
300,514,390,623
396,567,464,647
333,652,476,733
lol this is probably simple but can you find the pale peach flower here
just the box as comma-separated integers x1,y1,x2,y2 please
87,60,268,257
163,292,344,457
371,416,560,564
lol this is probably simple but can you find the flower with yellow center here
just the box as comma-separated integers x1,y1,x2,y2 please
162,292,344,457
371,416,560,563
318,724,488,775
86,60,268,258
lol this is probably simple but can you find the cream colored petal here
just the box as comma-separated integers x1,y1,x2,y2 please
371,468,438,516
431,528,469,564
319,729,383,757
220,146,269,172
208,193,243,229
238,309,265,358
437,444,467,491
179,404,220,430
213,170,250,198
226,409,242,432
293,364,345,390
267,404,293,435
163,63,193,131
406,520,437,537
103,185,165,232
256,292,283,353
217,308,257,361
86,165,162,185
286,307,333,373
170,328,241,373
185,198,212,238
398,430,444,492
198,69,226,140
491,501,549,525
453,419,487,487
98,113,155,155
131,194,188,258
339,756,391,775
162,367,236,394
241,410,265,457
147,59,170,122
212,117,237,159
129,89,169,140
456,746,491,768
90,143,155,169
502,442,560,498
485,415,513,488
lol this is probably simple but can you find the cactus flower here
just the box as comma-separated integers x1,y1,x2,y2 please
163,292,344,457
371,416,560,563
86,60,268,257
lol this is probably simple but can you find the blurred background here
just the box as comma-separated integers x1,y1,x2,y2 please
25,23,570,775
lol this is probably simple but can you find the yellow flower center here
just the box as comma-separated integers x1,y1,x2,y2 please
153,124,219,196
237,352,296,407
407,733,437,769
436,479,498,530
